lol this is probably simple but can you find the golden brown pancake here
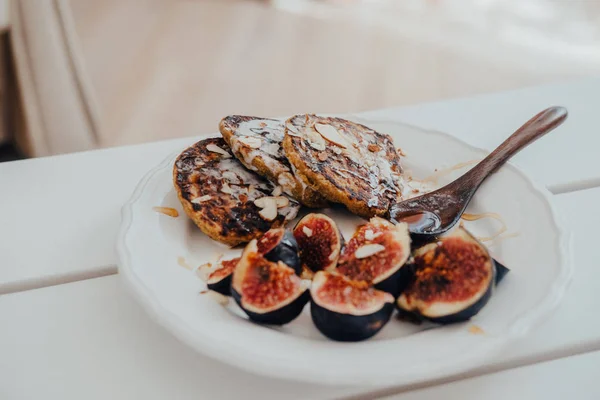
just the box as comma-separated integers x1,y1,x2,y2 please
173,138,300,246
283,114,404,218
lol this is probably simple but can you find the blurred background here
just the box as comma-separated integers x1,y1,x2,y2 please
1,0,599,161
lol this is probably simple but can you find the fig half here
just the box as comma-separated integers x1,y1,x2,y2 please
257,227,301,275
336,217,411,296
231,240,310,325
396,227,496,324
207,257,241,295
310,271,394,341
293,213,344,272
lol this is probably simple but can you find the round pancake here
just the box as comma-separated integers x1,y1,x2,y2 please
173,138,300,246
219,115,327,208
282,114,404,218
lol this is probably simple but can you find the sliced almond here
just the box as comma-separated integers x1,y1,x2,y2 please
272,186,283,196
364,229,382,241
302,226,313,237
254,196,288,209
191,195,212,204
222,171,240,184
314,123,349,148
354,243,385,259
332,147,343,155
274,196,289,208
277,172,295,190
206,144,231,158
239,136,262,149
257,197,278,221
221,182,233,194
286,124,301,137
153,207,179,218
309,140,326,151
317,152,328,162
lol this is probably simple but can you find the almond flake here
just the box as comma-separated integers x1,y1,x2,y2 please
274,196,289,208
354,243,385,259
317,152,328,162
255,195,288,209
221,182,233,194
309,140,326,151
239,136,262,149
192,195,211,204
257,197,278,221
222,171,240,184
332,147,343,155
314,123,349,148
286,124,301,137
206,144,231,158
364,229,382,241
272,186,283,196
153,207,179,218
302,226,313,237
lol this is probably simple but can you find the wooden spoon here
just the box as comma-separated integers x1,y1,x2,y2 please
389,106,568,240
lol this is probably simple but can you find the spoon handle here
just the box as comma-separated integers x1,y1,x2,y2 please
453,106,568,190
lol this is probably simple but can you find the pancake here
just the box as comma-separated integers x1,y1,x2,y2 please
219,115,327,208
282,114,404,218
173,137,300,246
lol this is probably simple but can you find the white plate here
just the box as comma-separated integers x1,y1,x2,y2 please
117,116,572,386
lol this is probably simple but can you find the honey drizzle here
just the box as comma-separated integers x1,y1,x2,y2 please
460,212,515,243
153,206,179,218
177,256,193,270
418,159,480,185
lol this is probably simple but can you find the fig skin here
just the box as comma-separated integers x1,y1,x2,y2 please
310,272,394,341
207,275,232,296
494,260,510,284
396,227,496,324
258,228,302,275
293,213,344,272
232,288,310,325
311,301,394,342
231,240,310,325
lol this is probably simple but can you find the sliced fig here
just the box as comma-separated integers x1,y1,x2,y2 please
396,227,496,324
231,240,310,325
256,228,301,275
335,217,411,296
310,271,394,341
293,213,344,272
207,257,240,295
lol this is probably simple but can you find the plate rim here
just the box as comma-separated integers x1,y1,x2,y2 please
117,117,573,385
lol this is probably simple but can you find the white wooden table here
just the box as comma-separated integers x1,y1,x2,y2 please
2,78,600,399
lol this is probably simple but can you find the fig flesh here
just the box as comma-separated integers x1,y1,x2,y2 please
293,213,344,272
396,227,496,324
335,217,411,296
231,240,309,325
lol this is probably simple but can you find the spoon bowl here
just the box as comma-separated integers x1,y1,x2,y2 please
390,106,568,239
